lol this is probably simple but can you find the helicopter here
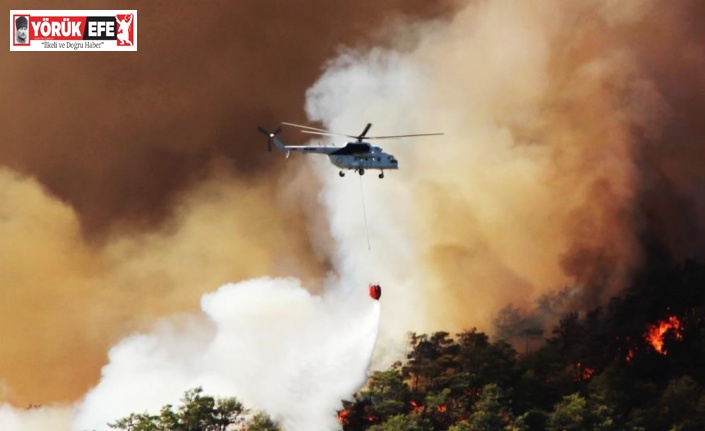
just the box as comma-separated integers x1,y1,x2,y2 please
257,122,443,178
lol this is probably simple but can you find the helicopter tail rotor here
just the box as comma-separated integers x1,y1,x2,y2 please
257,126,282,152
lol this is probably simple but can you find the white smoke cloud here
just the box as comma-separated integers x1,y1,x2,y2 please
304,0,649,335
59,45,432,430
1,276,380,431
0,405,71,431
302,35,455,363
0,167,383,431
3,0,670,429
72,277,381,431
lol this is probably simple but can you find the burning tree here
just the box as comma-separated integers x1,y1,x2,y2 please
108,261,705,431
645,316,683,355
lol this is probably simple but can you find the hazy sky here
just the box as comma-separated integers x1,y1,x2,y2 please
1,1,704,424
0,0,461,406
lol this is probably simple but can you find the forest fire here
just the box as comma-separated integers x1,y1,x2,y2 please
575,362,595,381
645,316,683,355
337,408,351,425
337,407,379,425
410,400,425,414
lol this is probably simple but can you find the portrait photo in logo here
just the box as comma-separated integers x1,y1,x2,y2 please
15,15,29,44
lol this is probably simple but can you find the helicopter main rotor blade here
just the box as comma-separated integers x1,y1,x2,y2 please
358,123,372,140
283,121,444,141
283,121,362,139
281,122,331,133
300,130,359,139
365,133,445,139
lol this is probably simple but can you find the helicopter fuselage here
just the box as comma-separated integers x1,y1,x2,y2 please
328,142,399,171
260,126,414,178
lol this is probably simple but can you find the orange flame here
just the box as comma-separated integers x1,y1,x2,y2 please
410,400,425,414
625,348,635,362
337,408,351,425
464,388,481,398
436,404,448,413
575,362,595,381
646,316,683,355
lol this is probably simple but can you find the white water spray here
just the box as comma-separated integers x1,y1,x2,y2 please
71,277,381,431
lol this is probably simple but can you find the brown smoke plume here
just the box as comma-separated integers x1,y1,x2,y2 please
0,168,322,405
1,0,459,237
410,0,705,331
304,0,705,339
2,0,704,412
0,0,461,406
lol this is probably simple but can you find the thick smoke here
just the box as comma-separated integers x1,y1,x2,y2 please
0,0,457,237
2,0,705,429
72,278,381,431
0,277,381,431
0,0,458,406
0,168,324,405
305,0,705,336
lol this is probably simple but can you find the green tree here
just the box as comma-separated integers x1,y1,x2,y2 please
109,413,160,431
463,383,526,431
178,387,218,431
654,375,703,431
366,368,410,421
176,387,247,431
158,405,180,430
368,414,433,431
108,387,253,431
247,412,281,431
547,393,588,431
547,392,615,431
404,332,460,393
422,387,456,428
212,397,248,431
456,330,519,398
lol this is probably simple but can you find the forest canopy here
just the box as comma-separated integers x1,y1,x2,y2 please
109,260,705,431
